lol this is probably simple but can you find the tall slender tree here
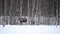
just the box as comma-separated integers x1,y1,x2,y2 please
56,0,59,26
27,0,30,24
31,0,36,25
20,0,23,16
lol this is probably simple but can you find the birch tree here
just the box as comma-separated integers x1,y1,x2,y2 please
20,0,23,16
31,0,36,25
56,0,59,26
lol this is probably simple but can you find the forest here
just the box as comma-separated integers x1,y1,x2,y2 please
0,0,60,26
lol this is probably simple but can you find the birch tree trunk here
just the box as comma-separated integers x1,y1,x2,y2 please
20,0,23,16
9,0,13,16
2,0,5,27
56,0,59,26
27,0,30,24
31,0,35,25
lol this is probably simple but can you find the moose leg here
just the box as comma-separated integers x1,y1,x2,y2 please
31,21,35,25
20,22,23,25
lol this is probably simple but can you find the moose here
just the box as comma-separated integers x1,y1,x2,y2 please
18,16,27,25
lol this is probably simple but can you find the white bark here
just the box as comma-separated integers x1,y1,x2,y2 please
20,0,23,16
56,0,59,26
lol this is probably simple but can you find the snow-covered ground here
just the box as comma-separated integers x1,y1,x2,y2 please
0,25,60,34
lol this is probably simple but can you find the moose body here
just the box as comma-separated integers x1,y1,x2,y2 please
18,17,27,25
